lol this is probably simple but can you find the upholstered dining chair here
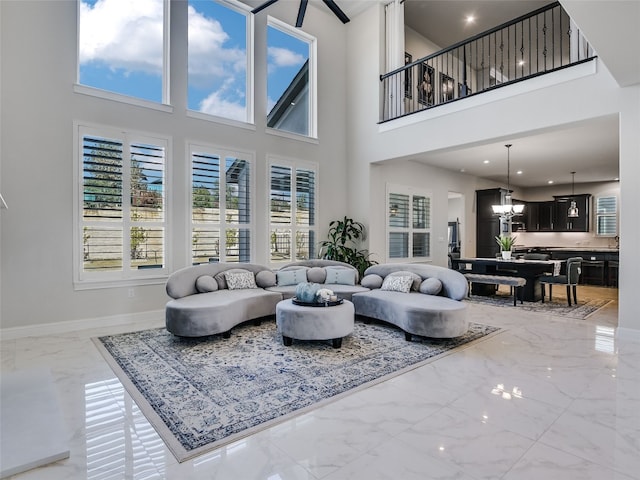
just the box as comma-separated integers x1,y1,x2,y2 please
540,257,582,306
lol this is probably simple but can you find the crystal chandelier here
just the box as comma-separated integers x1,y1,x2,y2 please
491,144,525,219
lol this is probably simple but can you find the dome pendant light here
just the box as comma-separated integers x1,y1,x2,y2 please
568,171,579,218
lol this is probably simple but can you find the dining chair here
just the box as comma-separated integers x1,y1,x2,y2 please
539,257,582,306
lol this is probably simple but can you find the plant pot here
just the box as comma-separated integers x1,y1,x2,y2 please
501,250,512,260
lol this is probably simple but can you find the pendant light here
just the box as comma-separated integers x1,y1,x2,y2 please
491,144,525,219
568,171,579,218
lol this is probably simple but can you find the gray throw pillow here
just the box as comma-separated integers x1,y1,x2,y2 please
255,270,277,288
225,271,258,290
276,269,307,286
215,268,252,289
361,274,383,289
420,277,443,295
380,275,412,293
389,270,422,291
306,267,327,284
324,266,356,285
195,275,218,293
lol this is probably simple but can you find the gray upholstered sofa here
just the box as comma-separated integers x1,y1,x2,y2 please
351,263,469,340
165,263,282,337
265,260,370,300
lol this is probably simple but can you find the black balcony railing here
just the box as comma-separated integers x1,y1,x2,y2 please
380,2,595,122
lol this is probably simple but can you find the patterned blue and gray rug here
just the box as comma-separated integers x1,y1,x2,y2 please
94,321,500,462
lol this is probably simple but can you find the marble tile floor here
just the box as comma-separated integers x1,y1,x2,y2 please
1,286,638,480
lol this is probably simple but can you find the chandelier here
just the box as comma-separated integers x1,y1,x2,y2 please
491,144,525,219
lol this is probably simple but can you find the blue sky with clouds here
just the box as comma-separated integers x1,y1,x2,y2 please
79,0,308,121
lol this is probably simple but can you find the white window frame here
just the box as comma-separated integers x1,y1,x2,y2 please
75,0,171,110
386,184,432,263
595,193,618,237
73,123,172,289
266,17,318,140
267,156,318,267
186,0,255,126
188,143,255,266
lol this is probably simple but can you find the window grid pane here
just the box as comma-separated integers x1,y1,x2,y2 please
225,228,251,263
389,232,409,258
271,228,291,262
130,143,165,221
389,194,409,228
270,166,292,224
413,232,430,257
83,226,123,272
192,153,221,224
296,169,315,227
83,136,123,221
225,158,251,225
192,229,221,264
130,227,164,269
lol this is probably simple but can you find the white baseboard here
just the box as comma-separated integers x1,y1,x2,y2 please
616,327,640,344
0,310,164,341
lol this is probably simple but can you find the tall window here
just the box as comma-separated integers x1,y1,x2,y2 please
266,18,316,138
595,195,618,236
78,0,169,104
191,145,253,264
269,160,317,264
76,125,169,285
188,0,252,123
387,186,431,261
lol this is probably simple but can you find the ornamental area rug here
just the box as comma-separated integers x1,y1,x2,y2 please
93,320,500,462
465,293,611,319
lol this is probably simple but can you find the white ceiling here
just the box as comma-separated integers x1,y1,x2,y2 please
248,0,622,188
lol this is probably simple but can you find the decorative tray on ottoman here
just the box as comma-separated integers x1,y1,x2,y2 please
291,298,344,307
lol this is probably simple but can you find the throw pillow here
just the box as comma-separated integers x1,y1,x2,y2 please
195,275,218,293
420,277,443,295
215,268,252,289
306,267,327,284
380,275,413,293
324,266,356,285
388,270,422,291
255,270,277,288
276,269,307,286
360,274,384,289
225,271,258,290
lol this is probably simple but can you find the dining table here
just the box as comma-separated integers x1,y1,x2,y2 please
453,257,563,302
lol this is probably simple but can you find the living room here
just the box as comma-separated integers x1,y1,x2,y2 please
1,1,639,479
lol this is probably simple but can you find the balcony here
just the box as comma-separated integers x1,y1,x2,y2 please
380,1,596,123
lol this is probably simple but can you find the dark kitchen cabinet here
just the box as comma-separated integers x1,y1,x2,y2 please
553,194,590,232
527,201,555,231
476,189,502,258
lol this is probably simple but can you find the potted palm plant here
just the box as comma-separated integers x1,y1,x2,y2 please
495,234,517,260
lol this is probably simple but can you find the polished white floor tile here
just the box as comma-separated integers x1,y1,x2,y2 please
1,286,637,480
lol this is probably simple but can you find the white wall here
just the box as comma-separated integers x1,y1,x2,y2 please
345,3,640,334
0,0,349,329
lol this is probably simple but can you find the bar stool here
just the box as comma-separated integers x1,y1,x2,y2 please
581,260,605,285
607,260,619,287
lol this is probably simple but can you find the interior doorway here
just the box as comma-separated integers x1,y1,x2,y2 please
448,192,464,256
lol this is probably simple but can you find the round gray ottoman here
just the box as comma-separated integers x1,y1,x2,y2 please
275,298,355,348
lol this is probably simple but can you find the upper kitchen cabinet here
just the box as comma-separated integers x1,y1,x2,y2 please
526,201,555,231
553,194,591,232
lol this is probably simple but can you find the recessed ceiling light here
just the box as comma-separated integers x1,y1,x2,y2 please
483,160,490,164
465,15,475,24
460,168,466,172
548,180,554,184
516,170,523,175
518,60,525,66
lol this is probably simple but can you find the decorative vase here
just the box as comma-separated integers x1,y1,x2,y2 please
295,282,321,303
501,250,512,260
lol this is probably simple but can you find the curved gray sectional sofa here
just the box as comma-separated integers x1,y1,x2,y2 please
165,263,282,337
351,263,469,340
164,261,469,340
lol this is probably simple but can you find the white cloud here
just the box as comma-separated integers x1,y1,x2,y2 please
199,90,246,122
268,47,305,69
79,0,164,75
